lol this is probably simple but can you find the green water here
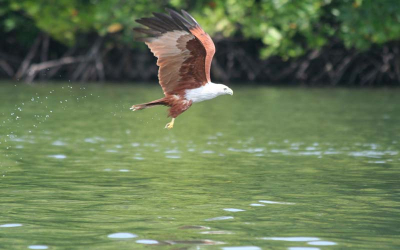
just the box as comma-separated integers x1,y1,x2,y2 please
0,83,399,250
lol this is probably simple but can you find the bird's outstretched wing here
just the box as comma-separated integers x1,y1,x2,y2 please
134,9,215,95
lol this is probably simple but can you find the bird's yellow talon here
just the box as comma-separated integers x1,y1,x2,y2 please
165,118,175,130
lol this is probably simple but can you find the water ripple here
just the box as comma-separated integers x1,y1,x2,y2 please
165,155,181,159
205,216,234,221
52,140,66,146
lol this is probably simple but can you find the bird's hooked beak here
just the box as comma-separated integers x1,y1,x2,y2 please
221,84,233,96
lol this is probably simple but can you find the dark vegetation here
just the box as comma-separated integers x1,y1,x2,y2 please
1,0,399,85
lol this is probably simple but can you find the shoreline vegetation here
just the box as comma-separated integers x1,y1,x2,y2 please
1,0,399,86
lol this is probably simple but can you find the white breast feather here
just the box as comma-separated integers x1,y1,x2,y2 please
185,83,220,103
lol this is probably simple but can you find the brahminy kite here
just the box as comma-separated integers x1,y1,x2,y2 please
131,9,233,129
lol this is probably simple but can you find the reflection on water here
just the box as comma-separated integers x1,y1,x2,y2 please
288,247,320,250
205,216,234,221
258,200,294,205
200,230,234,234
308,241,337,246
48,154,67,159
0,84,399,249
136,239,159,244
223,208,245,212
28,246,48,250
107,233,137,239
222,247,261,250
179,225,210,230
166,239,225,245
0,224,23,228
52,140,66,146
250,204,265,207
261,237,321,241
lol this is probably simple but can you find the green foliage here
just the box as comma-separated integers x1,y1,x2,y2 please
193,0,325,59
336,0,400,49
2,0,162,45
1,0,400,58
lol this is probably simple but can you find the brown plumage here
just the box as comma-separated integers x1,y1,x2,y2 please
131,9,232,129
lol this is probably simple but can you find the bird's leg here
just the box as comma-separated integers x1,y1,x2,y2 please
165,118,175,130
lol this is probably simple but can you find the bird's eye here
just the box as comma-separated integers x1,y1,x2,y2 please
224,88,227,91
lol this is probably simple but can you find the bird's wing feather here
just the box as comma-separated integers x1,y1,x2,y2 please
134,9,216,95
181,10,215,83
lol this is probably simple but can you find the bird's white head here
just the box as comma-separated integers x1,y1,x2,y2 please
215,83,233,96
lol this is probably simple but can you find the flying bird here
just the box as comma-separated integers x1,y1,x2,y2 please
131,9,233,129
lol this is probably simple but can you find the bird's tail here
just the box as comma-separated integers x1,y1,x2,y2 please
130,98,167,111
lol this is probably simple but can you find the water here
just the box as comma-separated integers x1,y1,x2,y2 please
0,83,399,249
